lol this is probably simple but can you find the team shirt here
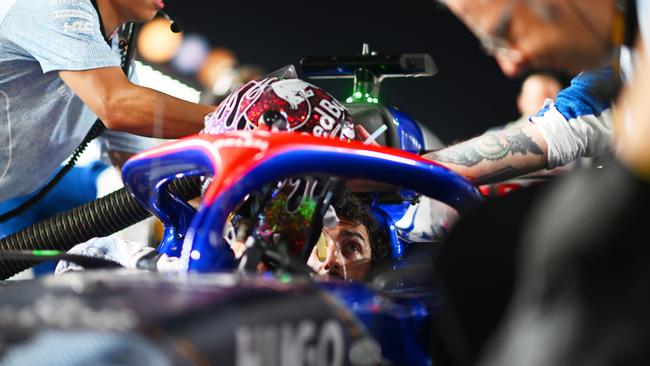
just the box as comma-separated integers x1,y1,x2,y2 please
0,0,155,201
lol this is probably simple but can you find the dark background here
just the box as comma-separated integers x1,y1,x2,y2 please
164,0,523,144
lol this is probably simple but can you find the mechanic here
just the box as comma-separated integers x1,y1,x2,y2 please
0,0,214,203
359,0,634,185
426,0,650,364
378,0,649,358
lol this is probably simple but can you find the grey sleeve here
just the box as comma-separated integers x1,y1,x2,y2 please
3,0,120,73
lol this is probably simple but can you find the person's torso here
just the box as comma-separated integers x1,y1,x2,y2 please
0,0,121,201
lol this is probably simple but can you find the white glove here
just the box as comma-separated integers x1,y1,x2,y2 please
55,237,182,275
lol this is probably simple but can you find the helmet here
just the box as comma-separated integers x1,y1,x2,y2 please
202,67,360,263
203,66,355,140
201,67,453,270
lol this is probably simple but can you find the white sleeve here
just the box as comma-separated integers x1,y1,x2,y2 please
528,68,616,169
531,100,613,169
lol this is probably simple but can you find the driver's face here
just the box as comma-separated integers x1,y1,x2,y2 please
306,219,373,281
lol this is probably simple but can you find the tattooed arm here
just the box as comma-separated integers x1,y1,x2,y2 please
424,123,548,185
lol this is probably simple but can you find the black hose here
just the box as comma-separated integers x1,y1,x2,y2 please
0,176,201,280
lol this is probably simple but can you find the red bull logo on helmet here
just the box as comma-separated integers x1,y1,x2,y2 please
203,74,355,140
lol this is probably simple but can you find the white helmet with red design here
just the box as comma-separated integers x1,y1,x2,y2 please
202,66,355,140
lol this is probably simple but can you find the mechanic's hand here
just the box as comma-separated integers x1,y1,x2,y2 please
55,237,181,275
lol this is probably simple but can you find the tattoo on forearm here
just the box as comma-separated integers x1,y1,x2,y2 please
428,129,543,168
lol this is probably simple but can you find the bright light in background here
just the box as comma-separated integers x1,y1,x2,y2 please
172,33,210,74
134,61,201,103
197,48,237,88
138,18,183,63
212,68,239,96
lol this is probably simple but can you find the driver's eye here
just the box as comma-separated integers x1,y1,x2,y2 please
341,241,362,258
